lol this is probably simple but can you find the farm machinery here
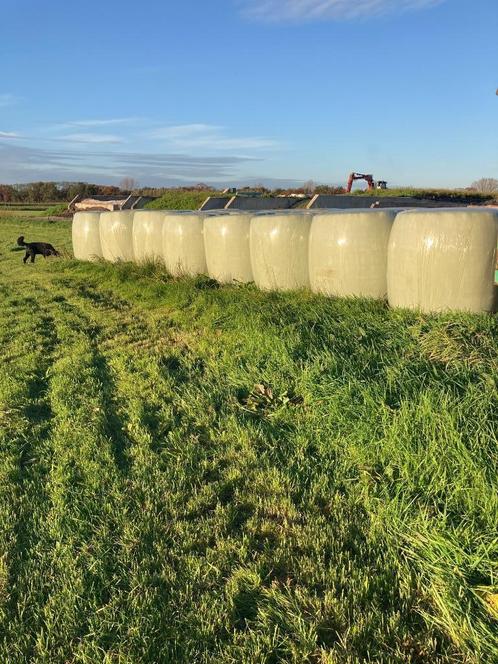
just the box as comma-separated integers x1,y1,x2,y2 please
346,172,388,192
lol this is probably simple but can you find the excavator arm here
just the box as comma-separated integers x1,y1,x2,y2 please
346,172,375,193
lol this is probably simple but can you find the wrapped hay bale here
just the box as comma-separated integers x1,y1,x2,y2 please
162,212,207,277
72,211,103,261
132,210,164,264
99,211,135,262
203,212,253,284
309,209,397,299
250,212,311,291
387,208,497,313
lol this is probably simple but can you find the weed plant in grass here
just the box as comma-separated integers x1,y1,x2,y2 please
0,216,497,663
44,203,68,217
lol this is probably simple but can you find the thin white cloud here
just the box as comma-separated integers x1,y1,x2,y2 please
150,123,278,151
0,93,20,108
59,133,124,144
65,117,141,127
10,120,277,152
44,118,142,133
0,142,259,185
154,124,218,139
243,0,445,21
0,119,279,185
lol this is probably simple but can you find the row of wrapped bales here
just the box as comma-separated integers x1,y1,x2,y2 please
72,208,497,313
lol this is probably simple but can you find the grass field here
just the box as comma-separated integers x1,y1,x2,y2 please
0,216,497,663
0,204,67,220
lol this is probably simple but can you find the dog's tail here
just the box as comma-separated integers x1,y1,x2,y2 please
17,236,26,247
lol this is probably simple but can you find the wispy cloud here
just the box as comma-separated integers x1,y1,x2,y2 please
59,133,124,144
63,117,141,128
0,93,20,108
150,123,278,151
0,119,280,185
0,141,260,185
243,0,445,22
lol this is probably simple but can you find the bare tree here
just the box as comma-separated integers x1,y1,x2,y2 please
470,178,498,194
120,177,138,191
303,180,316,194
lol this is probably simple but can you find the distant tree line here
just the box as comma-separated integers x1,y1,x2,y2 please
0,178,496,204
0,182,123,204
0,180,222,203
0,179,366,204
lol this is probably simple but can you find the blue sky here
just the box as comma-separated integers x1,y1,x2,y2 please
1,0,497,188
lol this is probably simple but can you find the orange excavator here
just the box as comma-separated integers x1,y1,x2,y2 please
346,172,387,192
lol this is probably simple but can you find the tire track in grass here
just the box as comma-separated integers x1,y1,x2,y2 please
20,285,173,661
51,277,222,660
79,343,203,662
0,284,60,661
48,277,211,661
47,276,185,660
24,293,133,663
0,274,132,660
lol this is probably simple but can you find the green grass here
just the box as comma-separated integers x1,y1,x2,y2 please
350,188,494,204
0,216,497,663
0,203,69,219
146,189,228,210
0,209,47,219
0,203,59,210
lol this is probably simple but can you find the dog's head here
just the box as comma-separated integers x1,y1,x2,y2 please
17,236,25,246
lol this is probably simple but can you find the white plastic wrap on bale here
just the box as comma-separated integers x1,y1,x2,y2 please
72,211,103,261
162,212,207,277
250,212,311,291
204,212,253,284
309,209,397,299
132,210,164,263
99,211,135,262
387,209,498,313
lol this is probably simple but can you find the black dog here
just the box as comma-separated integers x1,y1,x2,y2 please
17,236,61,263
